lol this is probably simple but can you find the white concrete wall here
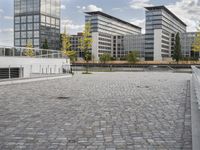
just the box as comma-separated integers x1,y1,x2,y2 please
154,29,162,61
0,57,69,78
92,32,99,62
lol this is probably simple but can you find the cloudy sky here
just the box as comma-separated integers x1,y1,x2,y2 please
0,0,200,46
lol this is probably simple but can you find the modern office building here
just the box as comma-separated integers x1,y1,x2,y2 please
145,6,187,61
85,11,142,60
180,32,199,58
69,33,83,58
68,6,198,61
14,0,61,50
123,34,145,59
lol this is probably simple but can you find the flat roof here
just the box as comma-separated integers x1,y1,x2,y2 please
85,11,141,30
145,6,187,27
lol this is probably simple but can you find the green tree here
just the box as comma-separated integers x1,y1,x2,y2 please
126,51,139,64
192,25,200,59
61,26,77,62
42,39,49,49
24,40,34,57
99,53,111,64
79,22,93,73
173,33,182,63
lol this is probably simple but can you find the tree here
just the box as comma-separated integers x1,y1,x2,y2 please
79,22,93,73
173,33,181,63
99,53,111,64
24,40,34,57
61,26,77,62
126,51,139,64
192,25,200,59
42,39,49,49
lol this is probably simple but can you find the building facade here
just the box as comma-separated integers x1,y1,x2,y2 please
180,32,200,58
69,33,83,58
85,11,142,60
145,6,187,61
14,0,61,50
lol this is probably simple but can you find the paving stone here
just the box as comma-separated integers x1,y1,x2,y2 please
0,72,192,149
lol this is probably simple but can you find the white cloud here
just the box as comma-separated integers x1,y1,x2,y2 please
112,8,124,12
129,0,153,10
77,4,103,12
0,28,13,46
0,28,13,33
4,16,13,20
61,19,84,33
130,19,145,33
167,0,200,32
61,4,66,10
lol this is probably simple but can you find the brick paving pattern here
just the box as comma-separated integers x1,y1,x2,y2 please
0,72,192,150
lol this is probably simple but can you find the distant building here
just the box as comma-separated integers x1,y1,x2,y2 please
68,6,199,62
69,33,83,58
145,6,187,61
180,32,199,58
14,0,61,50
123,34,145,60
85,11,142,61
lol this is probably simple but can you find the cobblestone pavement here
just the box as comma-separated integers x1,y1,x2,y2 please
0,72,192,150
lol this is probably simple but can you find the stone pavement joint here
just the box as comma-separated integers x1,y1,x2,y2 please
0,72,192,150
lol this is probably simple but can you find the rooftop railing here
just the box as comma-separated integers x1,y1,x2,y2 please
191,66,200,109
0,45,66,59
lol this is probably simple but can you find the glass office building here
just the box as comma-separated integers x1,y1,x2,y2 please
14,0,61,50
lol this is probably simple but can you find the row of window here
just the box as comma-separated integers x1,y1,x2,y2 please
14,0,40,14
15,31,39,39
15,15,39,24
15,38,39,46
15,23,39,31
15,15,60,27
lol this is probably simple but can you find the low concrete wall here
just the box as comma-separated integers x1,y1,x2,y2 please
191,66,200,150
0,56,70,78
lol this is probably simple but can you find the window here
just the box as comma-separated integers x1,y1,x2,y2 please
56,19,60,26
34,31,39,37
34,15,39,22
21,16,26,23
15,24,20,31
21,24,26,31
21,39,26,46
27,31,33,38
27,16,33,22
15,17,20,23
33,0,39,12
15,39,20,46
51,18,55,25
46,16,50,24
34,39,39,45
34,23,39,30
21,32,26,38
15,32,20,38
27,23,33,30
46,0,51,15
41,15,45,23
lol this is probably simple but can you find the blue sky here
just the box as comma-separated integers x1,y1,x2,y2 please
0,0,200,46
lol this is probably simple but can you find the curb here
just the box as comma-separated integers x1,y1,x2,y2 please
0,75,72,86
190,79,200,150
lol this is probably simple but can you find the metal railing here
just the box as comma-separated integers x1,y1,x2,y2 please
0,45,66,59
191,66,200,109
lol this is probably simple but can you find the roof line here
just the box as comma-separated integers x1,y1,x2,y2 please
84,11,141,30
145,6,187,27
